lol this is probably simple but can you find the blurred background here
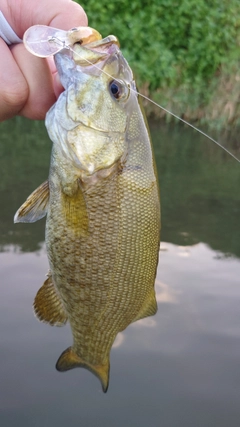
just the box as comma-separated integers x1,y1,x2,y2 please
78,0,240,129
0,116,240,426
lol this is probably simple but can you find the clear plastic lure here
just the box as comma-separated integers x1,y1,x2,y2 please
23,25,102,57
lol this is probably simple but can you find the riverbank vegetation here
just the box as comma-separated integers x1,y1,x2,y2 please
77,0,240,129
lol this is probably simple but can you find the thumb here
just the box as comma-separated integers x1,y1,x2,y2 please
1,0,88,38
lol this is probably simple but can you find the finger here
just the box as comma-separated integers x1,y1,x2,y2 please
0,38,28,121
11,43,56,120
2,0,88,38
46,57,63,97
46,56,57,75
37,0,88,30
52,71,64,99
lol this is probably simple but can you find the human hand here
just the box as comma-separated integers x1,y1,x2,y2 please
0,0,87,121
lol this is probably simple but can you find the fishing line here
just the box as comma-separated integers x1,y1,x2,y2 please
53,38,240,164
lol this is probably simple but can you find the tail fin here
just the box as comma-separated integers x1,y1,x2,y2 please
56,347,110,393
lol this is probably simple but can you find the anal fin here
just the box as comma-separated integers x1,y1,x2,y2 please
132,288,158,323
56,347,110,393
33,273,68,326
14,180,49,223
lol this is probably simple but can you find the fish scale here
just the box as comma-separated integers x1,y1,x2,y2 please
14,29,160,392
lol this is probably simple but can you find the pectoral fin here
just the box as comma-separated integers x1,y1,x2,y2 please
14,180,49,223
33,273,68,326
132,289,158,323
56,347,110,393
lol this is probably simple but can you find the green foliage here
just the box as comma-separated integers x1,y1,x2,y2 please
76,0,240,91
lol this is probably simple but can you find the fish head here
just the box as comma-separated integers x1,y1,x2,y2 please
46,36,137,179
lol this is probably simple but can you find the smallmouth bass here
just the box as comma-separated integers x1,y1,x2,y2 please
14,27,160,392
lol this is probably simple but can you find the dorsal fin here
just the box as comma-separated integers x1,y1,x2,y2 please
14,180,49,223
56,347,110,393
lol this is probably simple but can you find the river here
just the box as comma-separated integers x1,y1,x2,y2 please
0,117,240,426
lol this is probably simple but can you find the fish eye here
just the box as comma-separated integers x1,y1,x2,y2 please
110,81,120,98
109,80,129,101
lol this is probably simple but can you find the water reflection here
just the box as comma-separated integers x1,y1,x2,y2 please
1,118,240,425
0,243,240,426
0,118,50,252
1,118,240,256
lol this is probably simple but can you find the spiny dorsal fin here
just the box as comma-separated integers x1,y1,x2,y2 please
14,180,49,223
33,273,68,326
56,347,110,393
132,288,158,323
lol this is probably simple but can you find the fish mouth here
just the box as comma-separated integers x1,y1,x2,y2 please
72,34,120,66
55,34,120,86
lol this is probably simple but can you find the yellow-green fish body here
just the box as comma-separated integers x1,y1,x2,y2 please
15,33,160,392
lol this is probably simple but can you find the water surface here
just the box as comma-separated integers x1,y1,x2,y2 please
0,118,240,426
